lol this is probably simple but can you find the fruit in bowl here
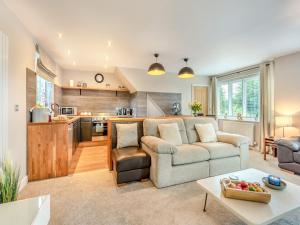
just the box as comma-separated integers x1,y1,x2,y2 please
228,180,265,192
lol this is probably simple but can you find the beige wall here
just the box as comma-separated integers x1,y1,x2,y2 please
118,68,211,115
0,2,61,182
0,1,36,180
61,69,125,90
274,51,300,137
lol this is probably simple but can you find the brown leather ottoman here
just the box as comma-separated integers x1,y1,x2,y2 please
112,147,151,184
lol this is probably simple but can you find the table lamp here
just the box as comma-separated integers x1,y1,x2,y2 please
275,116,293,137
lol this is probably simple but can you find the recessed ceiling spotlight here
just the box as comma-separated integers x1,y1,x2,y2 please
107,40,112,47
72,61,76,66
58,33,63,39
67,49,71,56
105,56,109,61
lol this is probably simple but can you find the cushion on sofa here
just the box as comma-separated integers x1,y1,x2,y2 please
158,123,182,146
183,117,218,144
172,144,210,165
195,123,217,143
143,118,189,144
116,123,138,148
193,142,240,159
112,147,151,172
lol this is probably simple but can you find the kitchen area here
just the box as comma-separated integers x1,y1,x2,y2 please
27,68,137,181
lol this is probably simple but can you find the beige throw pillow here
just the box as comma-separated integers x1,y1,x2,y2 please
116,123,138,148
195,123,217,143
158,123,182,146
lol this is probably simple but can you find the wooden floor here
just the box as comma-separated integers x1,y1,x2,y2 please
69,142,108,174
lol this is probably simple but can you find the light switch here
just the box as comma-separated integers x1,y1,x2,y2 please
14,104,19,112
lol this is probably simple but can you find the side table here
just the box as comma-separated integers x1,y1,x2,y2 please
264,137,278,160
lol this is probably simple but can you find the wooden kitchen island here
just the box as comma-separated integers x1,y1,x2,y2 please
27,117,81,181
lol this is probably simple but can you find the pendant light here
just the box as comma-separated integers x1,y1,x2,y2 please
148,53,166,76
178,58,194,78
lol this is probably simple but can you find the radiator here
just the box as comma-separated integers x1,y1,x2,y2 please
221,120,255,146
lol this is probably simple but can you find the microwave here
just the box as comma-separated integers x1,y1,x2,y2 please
60,107,77,116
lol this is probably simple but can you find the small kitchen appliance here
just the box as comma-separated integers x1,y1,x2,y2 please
60,106,78,116
31,107,50,123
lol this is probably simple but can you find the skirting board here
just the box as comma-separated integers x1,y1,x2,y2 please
19,175,28,192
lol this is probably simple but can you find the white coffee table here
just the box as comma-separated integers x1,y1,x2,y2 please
197,168,300,225
0,195,50,225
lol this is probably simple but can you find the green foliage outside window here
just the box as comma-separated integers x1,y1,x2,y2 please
36,76,54,108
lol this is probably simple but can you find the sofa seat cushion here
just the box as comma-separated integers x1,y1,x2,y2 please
193,142,240,159
112,147,151,172
172,144,210,166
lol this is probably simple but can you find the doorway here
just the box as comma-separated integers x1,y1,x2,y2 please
192,85,209,116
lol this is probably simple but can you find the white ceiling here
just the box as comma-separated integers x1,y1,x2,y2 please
4,0,300,75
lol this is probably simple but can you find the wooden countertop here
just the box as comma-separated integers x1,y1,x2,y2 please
28,115,196,126
28,116,85,126
107,115,195,123
28,115,134,126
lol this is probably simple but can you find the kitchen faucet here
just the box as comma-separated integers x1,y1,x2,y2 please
51,103,61,116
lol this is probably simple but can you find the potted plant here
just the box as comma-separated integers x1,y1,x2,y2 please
0,159,20,204
190,101,202,117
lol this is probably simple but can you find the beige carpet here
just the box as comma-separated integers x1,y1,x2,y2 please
19,151,300,225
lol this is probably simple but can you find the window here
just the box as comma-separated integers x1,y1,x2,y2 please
217,74,260,120
36,76,54,108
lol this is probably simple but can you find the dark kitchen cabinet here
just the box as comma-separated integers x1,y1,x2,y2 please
72,119,80,154
80,117,92,142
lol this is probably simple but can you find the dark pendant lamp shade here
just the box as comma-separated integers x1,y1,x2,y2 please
178,58,194,78
148,53,166,76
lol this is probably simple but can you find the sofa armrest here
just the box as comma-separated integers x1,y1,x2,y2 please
141,136,177,154
216,131,250,147
275,138,300,152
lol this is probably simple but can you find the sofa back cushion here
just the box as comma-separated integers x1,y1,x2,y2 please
143,118,189,144
116,123,139,148
183,117,219,144
195,123,217,143
158,123,183,146
111,121,144,149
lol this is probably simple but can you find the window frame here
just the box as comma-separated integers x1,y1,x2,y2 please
36,75,54,108
217,73,260,121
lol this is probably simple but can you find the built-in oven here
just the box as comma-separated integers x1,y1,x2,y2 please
61,107,78,116
92,119,107,137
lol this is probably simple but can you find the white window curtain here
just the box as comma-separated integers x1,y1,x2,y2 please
0,31,8,157
259,62,275,152
210,76,217,115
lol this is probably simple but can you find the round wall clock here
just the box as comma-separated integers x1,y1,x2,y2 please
94,73,104,83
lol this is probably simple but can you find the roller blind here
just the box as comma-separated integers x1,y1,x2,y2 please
35,44,56,82
217,67,259,82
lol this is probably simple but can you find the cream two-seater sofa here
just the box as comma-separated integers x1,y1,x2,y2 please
141,117,249,188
